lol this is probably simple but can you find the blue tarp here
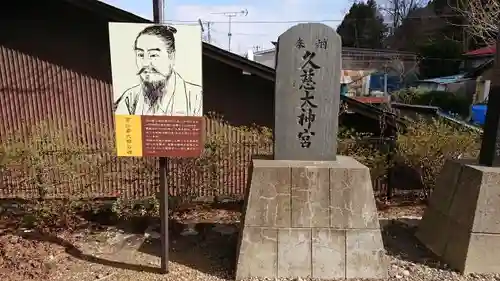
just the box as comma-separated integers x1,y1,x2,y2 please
471,104,487,125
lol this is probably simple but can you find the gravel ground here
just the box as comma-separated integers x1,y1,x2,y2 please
2,204,500,281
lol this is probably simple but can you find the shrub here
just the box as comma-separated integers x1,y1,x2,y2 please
395,117,480,197
391,87,427,104
166,113,273,207
0,121,112,199
337,128,389,184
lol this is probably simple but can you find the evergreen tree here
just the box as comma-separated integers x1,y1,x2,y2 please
337,0,387,48
418,38,462,78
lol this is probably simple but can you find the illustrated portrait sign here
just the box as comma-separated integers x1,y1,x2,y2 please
109,23,204,158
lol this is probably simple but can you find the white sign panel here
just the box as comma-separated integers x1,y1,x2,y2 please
109,23,203,117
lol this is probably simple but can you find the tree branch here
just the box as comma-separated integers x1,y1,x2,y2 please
454,0,499,45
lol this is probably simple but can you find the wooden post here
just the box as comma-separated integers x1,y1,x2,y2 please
159,157,168,273
478,34,500,167
152,0,169,274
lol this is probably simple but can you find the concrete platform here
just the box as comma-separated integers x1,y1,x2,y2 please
416,159,500,274
235,156,388,280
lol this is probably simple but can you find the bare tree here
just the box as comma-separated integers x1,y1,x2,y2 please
381,0,429,32
453,0,499,45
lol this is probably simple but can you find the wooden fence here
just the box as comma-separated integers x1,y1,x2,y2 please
0,118,394,200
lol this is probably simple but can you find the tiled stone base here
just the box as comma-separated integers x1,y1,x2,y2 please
235,156,388,280
416,159,500,274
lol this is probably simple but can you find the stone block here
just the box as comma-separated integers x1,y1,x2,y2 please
447,164,483,228
417,159,500,274
463,233,500,274
415,207,451,257
243,162,291,227
291,166,330,227
330,167,379,229
235,157,387,280
346,229,388,279
471,166,500,233
427,159,466,213
311,229,345,279
235,227,277,279
277,229,312,278
441,219,471,273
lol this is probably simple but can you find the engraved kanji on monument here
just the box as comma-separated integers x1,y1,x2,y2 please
274,23,341,161
479,36,500,167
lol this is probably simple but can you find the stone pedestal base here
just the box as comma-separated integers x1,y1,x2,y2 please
416,159,500,274
235,156,388,280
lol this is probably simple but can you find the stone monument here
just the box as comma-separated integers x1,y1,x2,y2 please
234,23,388,280
416,34,500,274
274,23,340,161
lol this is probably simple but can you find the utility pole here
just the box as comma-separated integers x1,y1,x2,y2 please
207,22,212,43
198,19,213,43
211,9,248,52
152,0,169,275
153,0,164,24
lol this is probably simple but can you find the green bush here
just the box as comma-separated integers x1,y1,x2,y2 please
337,128,389,184
0,121,111,199
395,117,480,196
391,87,427,104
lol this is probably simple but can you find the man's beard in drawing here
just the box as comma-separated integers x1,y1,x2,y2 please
138,67,172,106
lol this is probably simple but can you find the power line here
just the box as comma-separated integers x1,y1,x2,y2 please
163,14,463,25
207,31,473,60
211,29,268,36
210,9,248,51
203,31,474,61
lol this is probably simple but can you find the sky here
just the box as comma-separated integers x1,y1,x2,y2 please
100,0,352,54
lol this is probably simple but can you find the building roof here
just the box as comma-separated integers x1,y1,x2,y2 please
464,45,495,57
254,48,276,55
416,74,467,85
463,58,494,79
391,103,482,133
61,0,275,81
416,57,494,84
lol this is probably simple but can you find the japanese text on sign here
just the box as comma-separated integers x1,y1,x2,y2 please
295,38,322,148
141,117,202,157
125,117,134,155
